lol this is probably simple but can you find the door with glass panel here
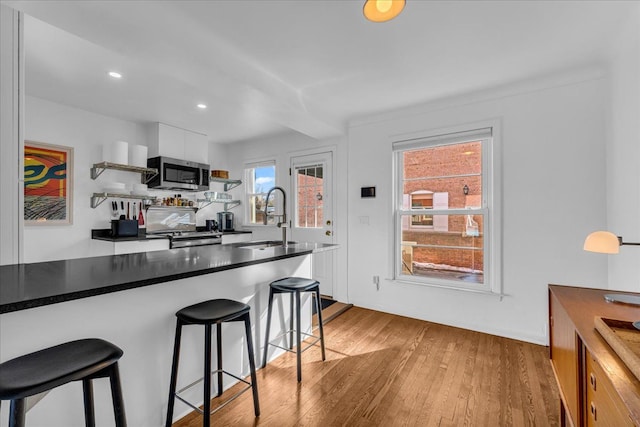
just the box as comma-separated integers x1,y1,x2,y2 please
290,152,334,297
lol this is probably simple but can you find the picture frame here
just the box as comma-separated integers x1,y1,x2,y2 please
24,141,74,225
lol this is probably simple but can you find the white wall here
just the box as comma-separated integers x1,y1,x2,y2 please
0,4,22,265
224,132,349,302
605,7,640,292
23,96,148,262
347,74,609,345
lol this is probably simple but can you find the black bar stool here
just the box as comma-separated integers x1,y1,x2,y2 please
262,277,326,382
0,338,126,427
165,299,259,427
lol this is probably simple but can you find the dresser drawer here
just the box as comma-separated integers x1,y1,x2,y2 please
585,349,635,426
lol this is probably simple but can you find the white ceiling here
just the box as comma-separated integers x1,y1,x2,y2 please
4,0,637,143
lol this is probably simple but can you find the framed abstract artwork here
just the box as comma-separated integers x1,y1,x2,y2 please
24,141,74,225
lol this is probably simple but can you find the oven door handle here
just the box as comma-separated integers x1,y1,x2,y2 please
171,238,222,248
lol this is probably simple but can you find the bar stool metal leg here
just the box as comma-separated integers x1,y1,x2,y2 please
216,324,223,397
82,378,96,427
165,320,183,427
9,398,26,427
203,324,212,427
314,287,326,361
243,313,260,416
109,363,127,427
295,290,302,382
262,287,275,368
289,292,294,350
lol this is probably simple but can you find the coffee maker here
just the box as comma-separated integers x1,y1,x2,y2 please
217,211,234,232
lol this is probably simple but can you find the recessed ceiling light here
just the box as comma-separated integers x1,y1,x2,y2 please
108,71,122,79
197,104,207,109
463,151,474,155
363,0,405,22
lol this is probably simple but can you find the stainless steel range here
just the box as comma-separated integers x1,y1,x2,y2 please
146,206,222,248
163,230,222,248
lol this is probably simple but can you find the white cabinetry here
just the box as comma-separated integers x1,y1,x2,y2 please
114,240,169,254
148,122,208,163
93,239,170,255
184,130,208,164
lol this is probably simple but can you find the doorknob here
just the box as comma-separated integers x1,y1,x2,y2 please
325,230,332,236
326,220,332,226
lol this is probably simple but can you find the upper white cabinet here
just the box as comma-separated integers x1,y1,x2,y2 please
184,130,209,164
148,122,208,163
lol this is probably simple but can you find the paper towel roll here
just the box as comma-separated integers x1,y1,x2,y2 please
129,144,148,168
111,141,128,165
102,142,112,163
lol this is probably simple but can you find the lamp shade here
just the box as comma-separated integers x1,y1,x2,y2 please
583,231,620,254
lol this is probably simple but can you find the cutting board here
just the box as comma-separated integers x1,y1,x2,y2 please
594,317,640,381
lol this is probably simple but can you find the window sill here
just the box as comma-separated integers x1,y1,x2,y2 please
390,277,506,300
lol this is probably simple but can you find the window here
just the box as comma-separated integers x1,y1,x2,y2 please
244,161,276,225
294,163,323,228
394,127,500,292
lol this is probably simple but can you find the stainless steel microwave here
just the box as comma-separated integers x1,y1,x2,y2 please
147,156,209,191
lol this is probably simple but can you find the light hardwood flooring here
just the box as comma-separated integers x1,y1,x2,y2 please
173,306,560,426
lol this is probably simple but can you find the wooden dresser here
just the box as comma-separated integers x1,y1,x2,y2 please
549,285,640,426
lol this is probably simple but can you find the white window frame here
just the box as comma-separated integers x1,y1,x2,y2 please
393,123,502,295
243,160,276,226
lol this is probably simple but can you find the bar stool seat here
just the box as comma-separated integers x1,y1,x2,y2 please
177,299,250,324
0,338,126,427
262,277,326,382
165,299,259,427
270,277,319,293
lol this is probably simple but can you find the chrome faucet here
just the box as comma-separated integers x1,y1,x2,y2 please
263,186,288,248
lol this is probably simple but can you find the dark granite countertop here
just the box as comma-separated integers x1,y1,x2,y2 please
0,242,335,314
91,228,252,242
91,229,165,242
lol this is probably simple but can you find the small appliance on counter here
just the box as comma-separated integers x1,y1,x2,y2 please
217,211,234,232
205,219,218,231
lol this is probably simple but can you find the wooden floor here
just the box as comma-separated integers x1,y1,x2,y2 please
173,306,560,427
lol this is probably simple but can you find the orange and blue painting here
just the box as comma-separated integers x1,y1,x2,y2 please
24,141,73,224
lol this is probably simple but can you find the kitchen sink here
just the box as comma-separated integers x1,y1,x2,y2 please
237,241,296,250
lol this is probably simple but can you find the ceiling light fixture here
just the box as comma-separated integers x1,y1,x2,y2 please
197,104,207,109
363,0,405,22
108,71,122,79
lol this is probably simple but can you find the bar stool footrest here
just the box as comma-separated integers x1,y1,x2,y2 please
174,370,254,415
267,330,322,355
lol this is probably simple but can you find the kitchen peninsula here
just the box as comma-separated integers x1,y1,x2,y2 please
0,242,335,426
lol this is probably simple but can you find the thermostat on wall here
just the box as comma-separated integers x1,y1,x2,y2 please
361,186,376,198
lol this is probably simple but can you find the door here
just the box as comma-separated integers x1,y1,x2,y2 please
290,151,335,297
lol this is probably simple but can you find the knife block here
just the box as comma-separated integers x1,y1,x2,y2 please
111,219,139,237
